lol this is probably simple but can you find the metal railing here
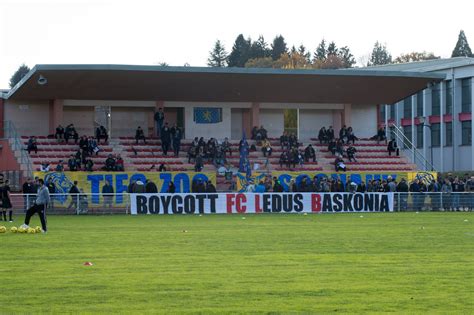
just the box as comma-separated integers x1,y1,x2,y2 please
2,120,33,177
390,123,436,172
6,192,473,215
9,193,131,215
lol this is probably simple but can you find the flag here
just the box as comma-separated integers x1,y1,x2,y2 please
239,131,251,179
194,107,222,124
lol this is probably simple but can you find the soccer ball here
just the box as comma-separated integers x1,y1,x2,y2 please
0,226,6,233
10,226,18,233
27,228,36,234
35,226,42,233
18,227,26,233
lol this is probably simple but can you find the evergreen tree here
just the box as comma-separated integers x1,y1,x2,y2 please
290,45,297,55
313,39,327,62
327,41,338,56
298,44,311,63
451,30,473,57
249,35,271,59
271,35,288,60
9,64,30,88
368,41,392,66
227,34,251,67
208,40,228,67
337,46,356,68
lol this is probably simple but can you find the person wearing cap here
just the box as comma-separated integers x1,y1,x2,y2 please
21,178,49,233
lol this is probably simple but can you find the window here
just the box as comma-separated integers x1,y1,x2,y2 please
380,105,386,122
446,80,452,114
432,84,440,115
445,122,452,147
462,78,472,113
416,124,423,148
417,91,424,117
403,126,412,149
462,121,472,145
431,123,440,147
403,98,412,118
390,104,396,120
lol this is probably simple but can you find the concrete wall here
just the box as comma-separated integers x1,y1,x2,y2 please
351,104,378,138
299,109,333,140
260,109,284,138
4,100,50,136
63,106,95,136
111,107,152,137
184,106,231,140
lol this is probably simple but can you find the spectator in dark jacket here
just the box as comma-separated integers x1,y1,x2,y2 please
154,108,165,137
167,181,176,193
145,180,158,193
67,181,80,211
161,123,171,155
135,126,146,144
206,181,217,193
102,180,114,208
387,139,399,156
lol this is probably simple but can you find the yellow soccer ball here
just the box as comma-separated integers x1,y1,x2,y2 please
27,228,36,234
35,226,42,233
0,226,6,233
10,226,18,233
18,227,26,233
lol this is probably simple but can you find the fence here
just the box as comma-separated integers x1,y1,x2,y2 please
6,192,473,216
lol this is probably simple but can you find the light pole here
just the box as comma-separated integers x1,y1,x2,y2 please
419,117,433,171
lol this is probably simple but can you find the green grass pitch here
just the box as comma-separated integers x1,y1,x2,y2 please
1,212,473,313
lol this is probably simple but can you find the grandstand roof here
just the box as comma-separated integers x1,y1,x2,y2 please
5,64,445,105
357,57,474,73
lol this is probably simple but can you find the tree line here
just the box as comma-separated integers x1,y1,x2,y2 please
207,30,473,69
8,31,474,88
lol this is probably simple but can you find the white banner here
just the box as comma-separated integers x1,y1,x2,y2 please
130,192,394,215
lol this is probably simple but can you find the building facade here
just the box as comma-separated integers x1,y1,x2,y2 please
371,57,474,172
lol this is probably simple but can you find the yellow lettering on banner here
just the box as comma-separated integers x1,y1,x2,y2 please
33,171,216,207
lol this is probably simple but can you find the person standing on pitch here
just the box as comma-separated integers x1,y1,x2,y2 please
1,179,14,222
20,178,49,233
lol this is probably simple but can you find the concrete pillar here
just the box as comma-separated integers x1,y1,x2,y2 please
422,88,429,170
0,98,4,138
440,82,445,172
411,95,416,163
48,99,64,134
250,102,260,129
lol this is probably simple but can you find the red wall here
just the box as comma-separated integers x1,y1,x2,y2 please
0,140,21,172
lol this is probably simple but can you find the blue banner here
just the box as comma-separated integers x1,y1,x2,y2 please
194,107,222,124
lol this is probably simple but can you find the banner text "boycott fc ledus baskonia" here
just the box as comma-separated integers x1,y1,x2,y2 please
130,193,394,215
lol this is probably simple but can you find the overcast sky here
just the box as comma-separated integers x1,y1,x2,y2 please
1,0,473,89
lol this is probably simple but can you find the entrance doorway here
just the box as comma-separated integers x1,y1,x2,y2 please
284,109,298,137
